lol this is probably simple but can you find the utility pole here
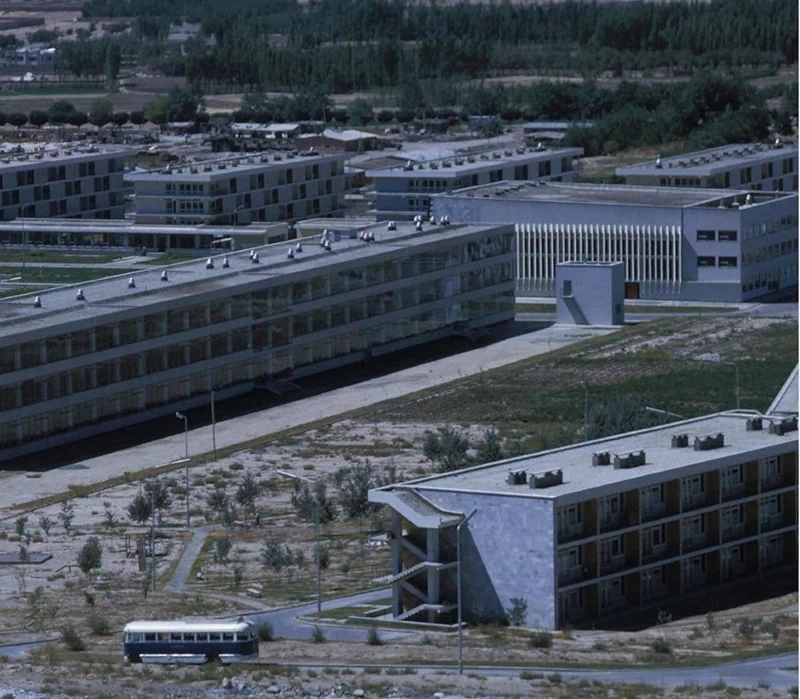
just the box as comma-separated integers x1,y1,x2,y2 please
175,412,189,528
150,483,156,592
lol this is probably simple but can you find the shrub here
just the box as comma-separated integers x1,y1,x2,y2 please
77,537,103,574
737,618,755,641
651,637,672,654
311,625,326,643
367,627,383,646
528,630,553,648
256,621,274,642
505,597,528,627
229,462,244,471
88,614,111,636
547,673,562,684
60,624,86,651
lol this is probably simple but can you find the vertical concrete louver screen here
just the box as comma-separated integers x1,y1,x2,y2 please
515,222,682,292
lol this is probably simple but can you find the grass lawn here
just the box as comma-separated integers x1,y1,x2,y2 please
0,285,39,299
0,251,122,264
137,252,203,265
0,266,133,284
369,317,798,447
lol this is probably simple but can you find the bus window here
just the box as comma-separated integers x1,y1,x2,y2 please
126,633,142,642
158,633,169,642
144,633,156,642
209,633,221,642
222,633,234,642
170,633,182,642
196,633,208,641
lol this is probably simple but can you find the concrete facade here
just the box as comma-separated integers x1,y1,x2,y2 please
0,219,289,251
370,412,798,629
555,262,624,326
616,142,798,192
127,152,346,226
0,220,515,461
432,182,799,303
0,144,133,222
367,146,583,221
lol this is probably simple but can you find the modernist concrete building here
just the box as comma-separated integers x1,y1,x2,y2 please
367,146,583,221
0,219,514,461
127,152,346,226
432,182,798,302
0,144,133,222
0,219,289,251
555,262,624,326
616,141,798,192
370,411,798,628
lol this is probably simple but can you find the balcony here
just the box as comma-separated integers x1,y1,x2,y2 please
682,534,710,553
599,554,637,576
642,542,677,563
760,475,783,492
558,523,586,543
720,483,747,502
683,572,707,590
641,501,667,522
600,509,637,534
721,523,746,542
681,491,716,512
558,565,590,585
760,513,786,532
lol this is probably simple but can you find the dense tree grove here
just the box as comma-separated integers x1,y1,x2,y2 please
71,0,796,91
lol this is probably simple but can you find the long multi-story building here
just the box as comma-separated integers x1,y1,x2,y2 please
370,411,798,628
127,152,346,226
0,219,514,461
0,144,133,222
432,182,798,302
367,145,583,221
616,141,798,192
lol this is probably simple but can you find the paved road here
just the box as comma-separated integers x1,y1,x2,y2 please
165,525,219,594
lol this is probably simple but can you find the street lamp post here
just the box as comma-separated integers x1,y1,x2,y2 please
175,412,189,528
277,470,321,614
457,508,477,675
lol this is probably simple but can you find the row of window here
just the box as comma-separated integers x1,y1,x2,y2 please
742,239,798,265
697,256,737,268
743,215,798,240
125,630,253,643
696,229,738,242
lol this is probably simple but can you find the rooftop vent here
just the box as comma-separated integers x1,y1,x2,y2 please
367,230,375,242
429,215,436,224
479,154,488,160
655,157,662,169
204,165,212,172
503,149,512,157
295,242,303,253
274,154,282,161
492,152,500,159
287,247,295,259
774,138,783,149
442,161,451,168
222,257,230,268
76,288,85,301
415,221,423,232
324,239,332,252
746,418,762,431
33,296,41,308
530,469,563,489
592,451,611,466
467,156,476,163
128,277,136,288
455,158,464,165
252,251,260,263
535,142,545,151
160,270,168,282
430,162,439,169
693,433,724,451
507,469,527,486
614,450,646,470
403,160,413,171
744,193,753,206
671,434,689,448
769,416,797,435
387,220,396,231
206,258,214,270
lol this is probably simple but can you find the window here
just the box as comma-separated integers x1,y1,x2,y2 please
721,465,743,493
557,504,581,536
599,494,623,525
696,230,716,241
681,473,705,503
170,633,182,642
697,256,716,267
209,633,221,642
761,456,781,487
718,230,737,241
721,505,743,530
558,547,581,575
643,525,665,553
562,279,572,297
718,257,738,268
682,514,705,538
222,633,235,642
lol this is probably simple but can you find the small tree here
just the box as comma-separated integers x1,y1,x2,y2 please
213,536,233,565
423,426,472,473
127,490,152,524
474,428,504,464
705,611,718,644
15,516,28,537
366,627,383,646
235,470,260,518
314,542,330,570
262,538,293,579
38,515,53,536
207,487,228,516
506,597,528,627
28,110,48,127
232,564,244,589
311,625,326,643
291,481,337,525
77,537,103,575
103,501,116,528
58,501,75,534
60,623,86,652
8,112,27,128
28,586,46,631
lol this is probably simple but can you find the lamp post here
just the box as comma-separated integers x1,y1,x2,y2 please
277,470,321,614
644,406,685,422
175,412,189,528
457,508,477,675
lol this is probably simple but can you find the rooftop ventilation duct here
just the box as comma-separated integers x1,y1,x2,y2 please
387,220,397,231
671,434,689,448
295,242,303,253
324,239,332,251
614,450,646,470
222,257,230,268
530,469,563,489
33,296,41,308
160,271,168,282
128,277,136,288
252,252,260,263
506,469,527,485
769,416,797,435
746,418,762,431
287,247,294,259
76,289,85,301
592,451,611,466
206,258,214,269
693,433,724,451
655,157,662,169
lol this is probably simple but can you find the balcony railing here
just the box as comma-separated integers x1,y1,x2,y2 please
641,501,667,521
642,542,669,562
683,573,707,589
721,523,745,542
720,483,746,502
600,509,637,533
599,555,636,576
558,566,587,585
558,523,585,542
760,513,785,532
681,491,715,511
760,475,783,492
682,534,709,552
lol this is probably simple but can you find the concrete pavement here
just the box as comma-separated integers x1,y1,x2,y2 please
0,323,616,513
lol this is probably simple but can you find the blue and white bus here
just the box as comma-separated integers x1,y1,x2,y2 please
122,619,258,664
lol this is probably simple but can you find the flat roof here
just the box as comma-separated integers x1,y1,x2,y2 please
125,151,344,182
616,141,798,177
0,144,133,172
367,146,583,179
0,219,508,339
0,218,279,237
381,412,798,503
440,181,797,209
767,365,798,416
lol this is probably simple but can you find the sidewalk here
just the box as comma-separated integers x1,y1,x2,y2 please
0,324,617,512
